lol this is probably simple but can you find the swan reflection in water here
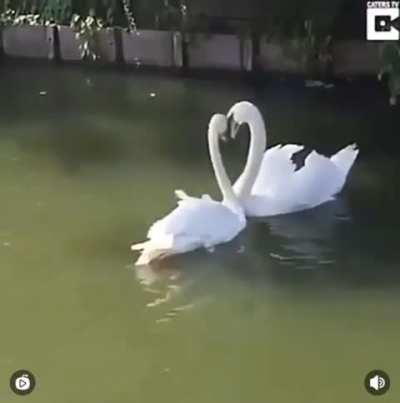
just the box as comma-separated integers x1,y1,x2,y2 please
134,259,210,323
133,198,351,320
133,236,248,322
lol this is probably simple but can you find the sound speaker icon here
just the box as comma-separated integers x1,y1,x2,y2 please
365,370,390,395
369,375,386,391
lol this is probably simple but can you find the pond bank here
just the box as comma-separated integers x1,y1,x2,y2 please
0,25,382,78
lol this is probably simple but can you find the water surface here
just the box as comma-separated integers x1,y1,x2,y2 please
0,61,399,403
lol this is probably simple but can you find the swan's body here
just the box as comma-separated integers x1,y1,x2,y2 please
132,115,245,265
228,102,359,217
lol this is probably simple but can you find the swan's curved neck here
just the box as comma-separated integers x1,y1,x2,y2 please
234,111,266,200
208,122,242,215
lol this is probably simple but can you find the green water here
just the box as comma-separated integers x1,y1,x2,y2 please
0,62,399,403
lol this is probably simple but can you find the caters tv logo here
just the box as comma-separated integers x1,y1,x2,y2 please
367,1,400,40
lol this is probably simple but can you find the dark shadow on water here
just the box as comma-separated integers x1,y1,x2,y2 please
15,121,131,173
131,198,400,312
1,61,399,305
2,60,400,174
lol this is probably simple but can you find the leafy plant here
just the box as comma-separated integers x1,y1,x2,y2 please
379,42,400,106
297,20,332,79
11,11,40,24
0,0,63,26
71,10,104,61
103,0,117,26
122,0,137,31
0,0,41,26
265,19,332,78
0,7,16,26
41,0,71,24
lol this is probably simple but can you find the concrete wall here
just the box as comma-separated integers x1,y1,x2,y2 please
0,26,383,77
58,26,117,63
187,34,246,71
2,26,55,59
58,26,81,61
258,38,382,77
258,39,305,74
122,30,178,67
332,40,381,76
242,37,253,72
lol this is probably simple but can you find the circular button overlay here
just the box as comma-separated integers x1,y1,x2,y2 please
365,369,390,396
10,370,36,396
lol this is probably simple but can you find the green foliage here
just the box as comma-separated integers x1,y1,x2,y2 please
0,6,16,26
0,0,41,26
41,0,72,24
71,11,104,60
1,0,71,25
264,18,332,79
130,0,187,31
121,0,136,31
0,0,188,29
295,20,332,78
379,43,400,106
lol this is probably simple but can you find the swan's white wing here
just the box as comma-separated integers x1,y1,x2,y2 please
241,144,358,217
330,144,359,178
250,144,304,196
242,194,309,217
292,145,359,207
133,196,245,265
148,197,243,241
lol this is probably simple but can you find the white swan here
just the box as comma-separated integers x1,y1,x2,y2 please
131,114,246,265
228,101,359,217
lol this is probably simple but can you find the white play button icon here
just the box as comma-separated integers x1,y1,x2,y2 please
18,378,28,389
10,370,36,395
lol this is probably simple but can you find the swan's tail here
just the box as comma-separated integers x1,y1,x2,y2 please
136,249,170,266
131,242,149,251
174,189,190,200
175,189,212,202
291,144,359,208
131,234,175,266
131,241,171,265
330,144,359,177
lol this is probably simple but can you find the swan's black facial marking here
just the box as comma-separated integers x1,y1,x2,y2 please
227,114,234,134
232,121,240,139
227,115,241,139
218,118,230,142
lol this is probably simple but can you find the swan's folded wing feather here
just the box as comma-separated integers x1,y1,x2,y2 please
148,197,244,244
248,144,358,212
330,144,359,177
291,144,358,207
133,197,245,265
292,150,344,206
251,144,304,196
